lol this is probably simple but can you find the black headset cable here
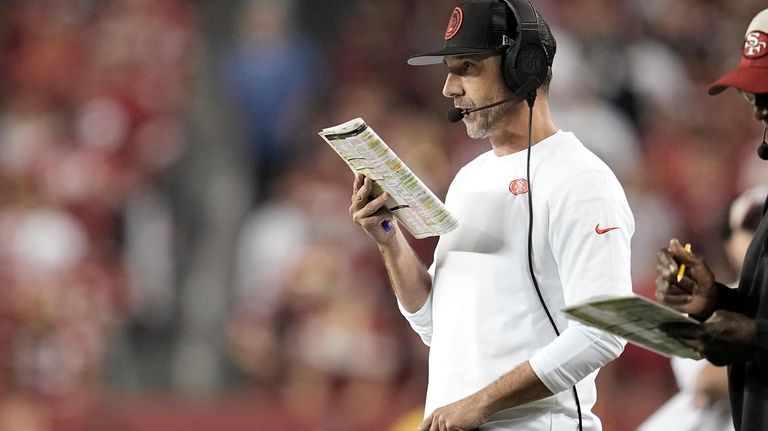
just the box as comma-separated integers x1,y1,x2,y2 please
525,91,583,431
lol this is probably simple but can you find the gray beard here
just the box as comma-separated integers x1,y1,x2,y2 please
464,91,515,139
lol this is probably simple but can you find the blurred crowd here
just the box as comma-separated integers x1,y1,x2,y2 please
0,0,197,429
0,0,766,430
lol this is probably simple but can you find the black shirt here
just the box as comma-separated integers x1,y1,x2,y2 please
719,198,768,430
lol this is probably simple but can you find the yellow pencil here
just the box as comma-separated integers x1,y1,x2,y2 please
676,243,692,282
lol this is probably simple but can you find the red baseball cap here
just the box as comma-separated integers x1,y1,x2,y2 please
709,8,768,95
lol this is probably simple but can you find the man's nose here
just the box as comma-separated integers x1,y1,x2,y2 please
442,73,464,99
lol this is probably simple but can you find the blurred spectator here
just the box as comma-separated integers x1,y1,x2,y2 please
223,0,324,203
227,161,421,429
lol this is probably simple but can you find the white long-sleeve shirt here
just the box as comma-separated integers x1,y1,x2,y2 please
399,130,634,430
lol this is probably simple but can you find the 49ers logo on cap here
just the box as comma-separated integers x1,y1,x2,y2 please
744,31,768,58
444,7,463,40
509,178,528,195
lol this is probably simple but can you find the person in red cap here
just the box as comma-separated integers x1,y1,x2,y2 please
656,8,768,431
349,0,634,430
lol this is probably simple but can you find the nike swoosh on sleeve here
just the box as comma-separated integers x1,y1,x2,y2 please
595,224,620,235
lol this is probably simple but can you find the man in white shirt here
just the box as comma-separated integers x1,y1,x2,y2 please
349,1,634,430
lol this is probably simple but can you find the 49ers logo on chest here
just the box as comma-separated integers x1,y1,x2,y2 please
509,178,529,195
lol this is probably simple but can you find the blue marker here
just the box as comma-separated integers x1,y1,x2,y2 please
381,219,392,232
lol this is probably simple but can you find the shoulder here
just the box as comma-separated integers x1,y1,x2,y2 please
537,132,621,187
537,132,629,203
548,132,614,174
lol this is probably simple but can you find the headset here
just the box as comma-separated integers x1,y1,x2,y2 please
499,1,584,430
499,0,550,95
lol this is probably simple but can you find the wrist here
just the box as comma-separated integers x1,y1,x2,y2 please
691,281,721,322
475,390,496,421
377,231,404,254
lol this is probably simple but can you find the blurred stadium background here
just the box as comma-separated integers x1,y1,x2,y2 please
0,0,765,429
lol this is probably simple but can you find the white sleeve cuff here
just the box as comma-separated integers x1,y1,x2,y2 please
529,323,626,394
397,290,434,346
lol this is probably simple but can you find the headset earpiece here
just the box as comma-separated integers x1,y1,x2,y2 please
500,0,548,94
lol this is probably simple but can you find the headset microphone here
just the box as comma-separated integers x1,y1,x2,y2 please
758,126,768,160
447,106,474,123
446,77,540,123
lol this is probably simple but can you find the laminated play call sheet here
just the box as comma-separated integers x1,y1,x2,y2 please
319,117,458,239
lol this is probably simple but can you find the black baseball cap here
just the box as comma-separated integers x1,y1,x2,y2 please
408,0,556,67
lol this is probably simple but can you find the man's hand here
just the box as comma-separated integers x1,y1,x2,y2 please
349,174,396,243
419,393,489,431
663,310,756,366
655,238,717,319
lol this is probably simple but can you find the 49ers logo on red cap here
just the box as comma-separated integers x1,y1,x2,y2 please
444,7,463,40
509,178,528,195
744,31,768,58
